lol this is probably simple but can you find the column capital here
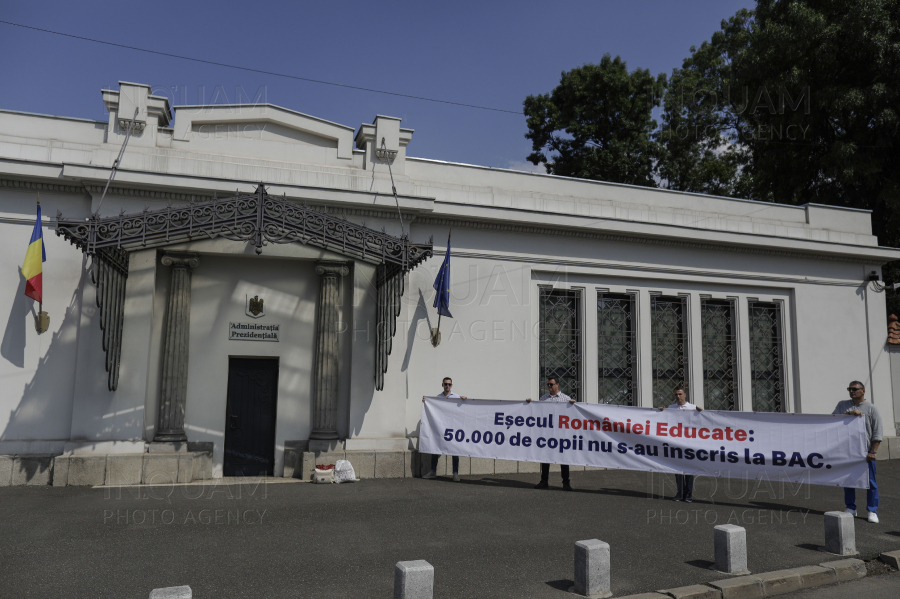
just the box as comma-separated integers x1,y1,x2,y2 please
315,260,349,277
161,251,200,269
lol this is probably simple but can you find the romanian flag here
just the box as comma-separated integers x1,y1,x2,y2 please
22,203,46,304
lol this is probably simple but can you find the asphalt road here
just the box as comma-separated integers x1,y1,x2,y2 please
1,462,899,598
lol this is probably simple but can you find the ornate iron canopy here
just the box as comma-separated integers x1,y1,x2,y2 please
56,185,433,391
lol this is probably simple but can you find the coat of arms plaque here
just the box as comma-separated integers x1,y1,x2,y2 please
246,295,265,318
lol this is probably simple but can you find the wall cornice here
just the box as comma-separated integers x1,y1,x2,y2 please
83,185,214,202
1,176,892,265
0,178,86,195
453,250,870,288
415,216,887,264
2,177,417,221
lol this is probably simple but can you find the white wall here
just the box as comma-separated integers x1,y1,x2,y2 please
0,188,88,454
183,254,319,477
387,223,898,438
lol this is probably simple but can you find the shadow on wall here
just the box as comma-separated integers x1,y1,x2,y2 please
0,262,85,482
0,268,30,368
401,289,431,373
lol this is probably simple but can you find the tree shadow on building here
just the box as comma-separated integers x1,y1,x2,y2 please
1,268,84,482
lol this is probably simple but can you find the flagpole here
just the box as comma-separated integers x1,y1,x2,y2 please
431,229,451,347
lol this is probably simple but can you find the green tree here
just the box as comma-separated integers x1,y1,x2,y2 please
524,55,666,186
525,2,900,314
655,11,753,197
693,0,900,314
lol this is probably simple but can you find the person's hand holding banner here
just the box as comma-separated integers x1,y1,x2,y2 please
420,397,868,488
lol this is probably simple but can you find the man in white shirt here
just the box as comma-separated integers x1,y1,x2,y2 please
422,377,467,481
527,376,577,491
658,384,703,502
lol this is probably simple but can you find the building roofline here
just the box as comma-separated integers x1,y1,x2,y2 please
0,108,107,125
406,157,874,215
172,103,356,132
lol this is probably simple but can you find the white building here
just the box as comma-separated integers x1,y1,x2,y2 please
0,81,897,485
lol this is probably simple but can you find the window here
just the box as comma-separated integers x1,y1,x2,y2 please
538,287,582,400
651,296,689,408
597,292,637,405
701,299,738,410
749,301,785,412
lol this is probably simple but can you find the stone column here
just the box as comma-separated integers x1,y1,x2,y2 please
309,261,349,440
153,252,199,443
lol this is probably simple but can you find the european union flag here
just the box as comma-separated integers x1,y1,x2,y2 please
433,235,452,318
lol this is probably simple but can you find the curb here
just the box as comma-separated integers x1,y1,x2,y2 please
613,557,872,599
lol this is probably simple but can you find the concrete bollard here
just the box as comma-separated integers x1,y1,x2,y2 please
822,511,858,556
149,586,191,599
712,524,750,575
570,539,612,598
394,560,434,599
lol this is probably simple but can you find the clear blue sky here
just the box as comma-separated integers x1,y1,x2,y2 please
0,1,753,170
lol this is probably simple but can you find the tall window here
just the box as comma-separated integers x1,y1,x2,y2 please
749,301,785,412
539,287,582,400
651,295,689,408
597,292,636,405
701,299,738,410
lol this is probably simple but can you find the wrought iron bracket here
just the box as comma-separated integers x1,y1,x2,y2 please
55,184,433,392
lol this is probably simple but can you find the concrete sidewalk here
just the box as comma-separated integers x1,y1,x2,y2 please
1,462,898,598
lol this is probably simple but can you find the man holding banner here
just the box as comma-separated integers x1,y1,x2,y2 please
527,376,576,491
419,380,868,493
658,384,703,502
422,377,467,481
833,381,883,523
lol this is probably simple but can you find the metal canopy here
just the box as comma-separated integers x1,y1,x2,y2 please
56,185,433,391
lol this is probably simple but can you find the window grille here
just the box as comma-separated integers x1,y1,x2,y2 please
538,287,582,400
749,301,785,412
597,293,636,405
651,296,689,408
701,299,738,410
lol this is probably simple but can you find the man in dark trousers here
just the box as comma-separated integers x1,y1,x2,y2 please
422,377,467,481
658,384,703,502
527,376,577,491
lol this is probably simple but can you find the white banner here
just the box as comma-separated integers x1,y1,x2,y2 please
419,398,869,488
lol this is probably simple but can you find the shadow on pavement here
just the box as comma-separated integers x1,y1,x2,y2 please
446,476,834,516
545,579,574,592
686,559,715,570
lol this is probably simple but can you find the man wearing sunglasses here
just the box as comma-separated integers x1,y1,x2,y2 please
526,376,577,491
422,377,467,481
832,381,883,523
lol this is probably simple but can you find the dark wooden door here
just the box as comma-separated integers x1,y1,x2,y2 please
223,358,279,476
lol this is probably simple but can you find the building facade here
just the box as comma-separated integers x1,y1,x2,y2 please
0,81,898,483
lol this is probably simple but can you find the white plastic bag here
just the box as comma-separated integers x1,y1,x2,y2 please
334,459,357,483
